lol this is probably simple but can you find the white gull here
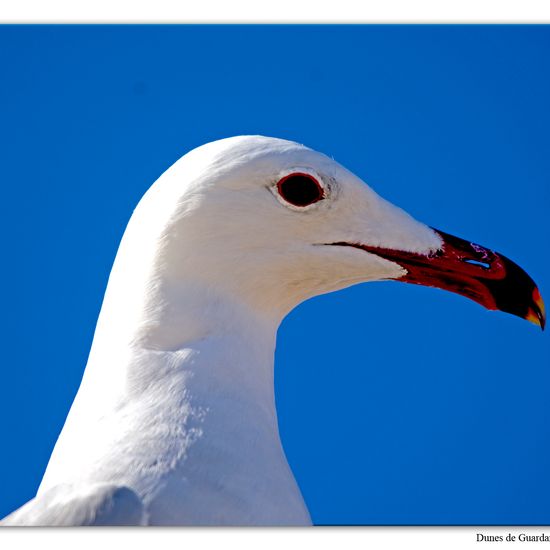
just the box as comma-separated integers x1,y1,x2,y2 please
1,136,544,526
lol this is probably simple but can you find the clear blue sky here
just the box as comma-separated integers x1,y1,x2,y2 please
0,25,548,524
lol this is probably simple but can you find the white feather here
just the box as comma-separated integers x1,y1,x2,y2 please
1,136,440,525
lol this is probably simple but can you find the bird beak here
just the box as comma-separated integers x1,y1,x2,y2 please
332,228,546,330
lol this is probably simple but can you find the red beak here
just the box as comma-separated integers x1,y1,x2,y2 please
331,228,545,330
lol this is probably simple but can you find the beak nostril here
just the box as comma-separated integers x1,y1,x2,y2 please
463,258,491,269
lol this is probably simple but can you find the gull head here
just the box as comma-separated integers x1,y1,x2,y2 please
119,135,544,334
11,135,543,528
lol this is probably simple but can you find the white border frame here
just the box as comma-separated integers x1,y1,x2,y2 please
0,0,549,23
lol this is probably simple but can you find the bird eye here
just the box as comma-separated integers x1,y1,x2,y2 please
276,173,325,208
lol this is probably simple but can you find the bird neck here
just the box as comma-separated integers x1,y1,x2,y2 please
40,281,311,524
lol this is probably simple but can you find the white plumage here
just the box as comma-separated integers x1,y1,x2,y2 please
1,136,516,526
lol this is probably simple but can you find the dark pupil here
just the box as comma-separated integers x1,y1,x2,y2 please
279,175,323,207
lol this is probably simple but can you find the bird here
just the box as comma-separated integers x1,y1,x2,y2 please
1,135,544,526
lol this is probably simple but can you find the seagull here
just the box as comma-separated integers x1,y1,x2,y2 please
1,136,544,526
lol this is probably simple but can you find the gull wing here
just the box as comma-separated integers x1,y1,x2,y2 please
0,483,146,526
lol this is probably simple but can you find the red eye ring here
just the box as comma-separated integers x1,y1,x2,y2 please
276,172,325,208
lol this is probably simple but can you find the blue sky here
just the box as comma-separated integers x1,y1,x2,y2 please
0,25,548,524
